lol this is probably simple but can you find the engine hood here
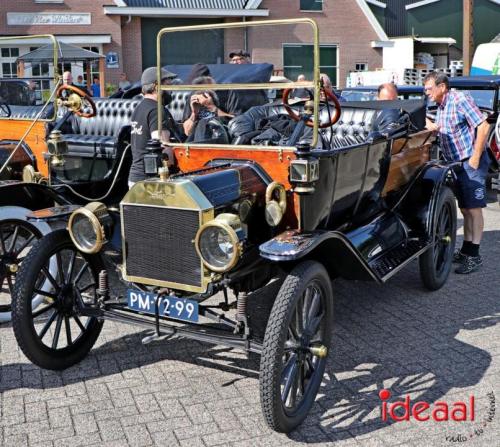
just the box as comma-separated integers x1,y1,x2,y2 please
123,163,268,210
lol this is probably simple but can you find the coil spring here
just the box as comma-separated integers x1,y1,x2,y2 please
236,292,247,322
98,270,108,292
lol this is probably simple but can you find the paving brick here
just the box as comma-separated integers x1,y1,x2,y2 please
72,412,98,435
202,428,251,446
24,401,48,423
150,429,180,447
184,404,214,425
97,419,126,442
48,407,72,429
134,393,161,413
174,421,220,440
52,432,101,447
28,426,75,443
3,433,28,447
123,424,153,446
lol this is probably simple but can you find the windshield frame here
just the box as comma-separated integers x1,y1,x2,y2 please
156,18,321,148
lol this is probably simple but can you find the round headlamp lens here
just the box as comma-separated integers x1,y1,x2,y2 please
199,226,235,270
71,213,98,252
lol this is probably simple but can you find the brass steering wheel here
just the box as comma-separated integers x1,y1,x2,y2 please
56,84,97,118
282,88,341,129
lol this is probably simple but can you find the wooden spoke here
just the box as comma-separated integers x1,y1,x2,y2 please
73,262,89,286
55,252,65,284
51,314,63,349
64,316,72,345
66,252,77,284
73,315,86,332
13,234,36,256
7,226,19,253
38,310,58,339
281,357,299,403
33,289,58,300
0,227,7,253
31,302,55,318
41,266,60,291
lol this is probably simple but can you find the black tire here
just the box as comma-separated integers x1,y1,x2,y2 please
12,229,104,370
419,186,457,290
0,219,42,314
260,260,333,433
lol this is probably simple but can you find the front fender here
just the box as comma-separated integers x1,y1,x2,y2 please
0,206,57,323
259,230,381,282
0,206,53,235
0,181,69,210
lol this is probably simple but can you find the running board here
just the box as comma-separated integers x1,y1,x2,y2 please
368,239,428,282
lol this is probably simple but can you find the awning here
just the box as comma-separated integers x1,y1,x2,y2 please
17,42,103,63
0,35,111,46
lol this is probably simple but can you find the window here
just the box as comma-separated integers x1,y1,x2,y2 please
355,62,368,72
0,47,20,78
1,63,17,78
82,46,100,85
32,63,50,77
1,48,19,58
283,44,338,87
300,0,323,11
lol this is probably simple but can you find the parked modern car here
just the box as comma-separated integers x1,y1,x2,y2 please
9,18,460,434
342,76,500,168
341,84,425,102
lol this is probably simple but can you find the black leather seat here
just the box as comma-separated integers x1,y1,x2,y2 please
61,99,141,158
228,102,379,149
9,105,52,120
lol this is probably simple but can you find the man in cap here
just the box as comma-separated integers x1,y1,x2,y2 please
128,66,177,187
229,49,250,64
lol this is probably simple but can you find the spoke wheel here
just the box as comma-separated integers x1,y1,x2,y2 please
419,186,457,290
0,220,42,315
12,229,103,370
260,261,333,433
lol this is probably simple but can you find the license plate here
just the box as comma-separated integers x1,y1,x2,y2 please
126,289,199,323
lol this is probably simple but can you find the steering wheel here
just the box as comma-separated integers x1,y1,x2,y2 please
0,100,11,118
282,88,341,128
56,84,97,118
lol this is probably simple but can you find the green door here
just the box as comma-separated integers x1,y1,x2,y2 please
141,18,224,69
283,44,338,87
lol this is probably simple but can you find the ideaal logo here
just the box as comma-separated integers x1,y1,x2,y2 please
378,390,496,442
379,389,475,422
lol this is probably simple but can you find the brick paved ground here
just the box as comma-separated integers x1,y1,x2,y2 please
1,198,499,447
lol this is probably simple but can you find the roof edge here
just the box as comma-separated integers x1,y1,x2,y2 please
103,6,269,17
355,0,388,41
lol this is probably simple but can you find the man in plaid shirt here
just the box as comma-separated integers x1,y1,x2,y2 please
424,72,491,274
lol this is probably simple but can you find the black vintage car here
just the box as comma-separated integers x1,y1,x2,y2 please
10,19,458,433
